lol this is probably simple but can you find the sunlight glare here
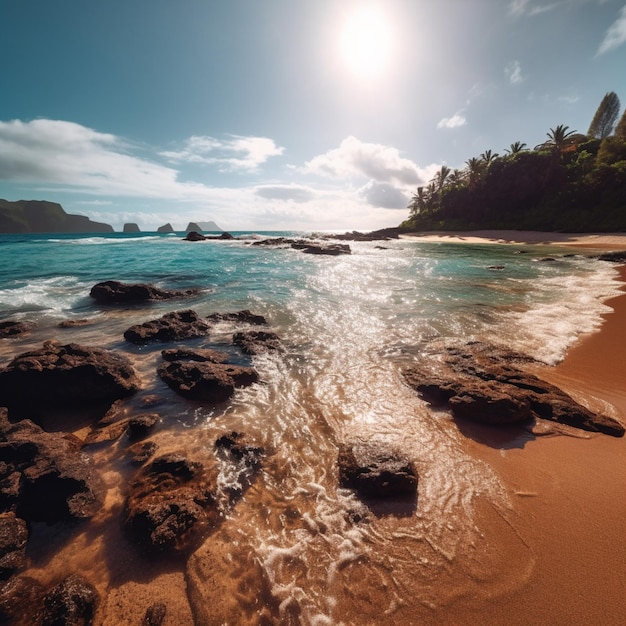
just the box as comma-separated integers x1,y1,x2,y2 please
339,5,392,80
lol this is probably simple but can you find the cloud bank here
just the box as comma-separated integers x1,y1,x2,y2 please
597,5,626,55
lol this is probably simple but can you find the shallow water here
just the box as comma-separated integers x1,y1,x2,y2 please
0,233,623,624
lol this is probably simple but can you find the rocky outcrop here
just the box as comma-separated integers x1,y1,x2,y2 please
123,310,211,344
185,221,222,232
233,330,281,355
41,574,99,626
0,408,105,523
319,227,403,241
0,199,113,233
206,310,267,326
300,243,351,256
338,443,418,500
123,223,141,233
402,342,625,437
0,342,140,415
161,347,230,363
124,453,219,554
157,223,175,233
158,361,258,403
183,231,233,241
252,237,351,255
90,280,199,304
214,432,264,503
0,514,28,579
0,321,31,338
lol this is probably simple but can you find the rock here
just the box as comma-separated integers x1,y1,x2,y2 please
233,330,281,355
183,230,207,241
158,361,258,403
124,453,219,554
127,413,159,441
157,223,175,233
185,221,223,232
123,223,141,233
0,576,44,626
206,310,268,326
0,409,105,522
0,514,28,579
41,574,98,626
161,347,230,363
299,243,351,256
90,280,199,304
57,319,93,328
0,342,140,414
127,441,159,466
595,250,626,263
215,432,264,502
318,227,403,241
143,602,167,626
0,321,31,338
402,342,625,437
124,310,211,344
338,443,418,500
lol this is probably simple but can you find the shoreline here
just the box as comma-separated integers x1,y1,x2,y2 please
400,229,626,249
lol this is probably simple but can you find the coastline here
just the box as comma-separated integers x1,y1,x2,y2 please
400,229,626,249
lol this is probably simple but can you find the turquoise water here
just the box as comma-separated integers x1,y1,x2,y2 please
0,232,623,623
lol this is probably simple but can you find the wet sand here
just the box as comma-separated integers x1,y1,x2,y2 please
454,266,626,625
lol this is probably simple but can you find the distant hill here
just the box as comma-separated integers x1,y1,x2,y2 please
185,221,223,232
0,199,113,233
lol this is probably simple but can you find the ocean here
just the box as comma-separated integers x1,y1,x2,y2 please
0,231,623,623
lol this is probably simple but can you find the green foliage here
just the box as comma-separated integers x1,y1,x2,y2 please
587,92,621,139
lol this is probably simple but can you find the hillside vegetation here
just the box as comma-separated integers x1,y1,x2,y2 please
402,92,626,232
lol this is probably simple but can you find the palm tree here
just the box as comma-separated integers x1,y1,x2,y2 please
465,156,484,189
544,125,577,153
480,149,499,166
435,165,451,191
408,187,426,217
504,141,527,155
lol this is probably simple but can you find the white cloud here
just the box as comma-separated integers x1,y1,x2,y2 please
160,134,284,171
597,5,626,55
304,136,425,185
255,184,316,203
437,112,467,129
505,60,525,85
0,118,219,200
359,181,408,209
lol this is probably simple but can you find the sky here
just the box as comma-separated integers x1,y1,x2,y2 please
1,0,625,232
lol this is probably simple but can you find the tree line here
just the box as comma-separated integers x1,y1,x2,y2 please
402,92,626,232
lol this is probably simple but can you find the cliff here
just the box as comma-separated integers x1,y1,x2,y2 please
0,200,113,233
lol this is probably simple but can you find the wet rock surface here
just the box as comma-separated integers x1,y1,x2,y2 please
232,330,281,355
124,310,211,344
0,342,140,415
161,347,230,363
402,342,625,437
205,310,268,325
0,321,31,338
124,453,219,555
0,514,28,579
41,574,98,626
90,280,199,304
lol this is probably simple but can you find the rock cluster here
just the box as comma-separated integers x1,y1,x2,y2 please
124,310,211,344
252,237,351,255
0,321,31,339
90,280,199,304
402,342,625,437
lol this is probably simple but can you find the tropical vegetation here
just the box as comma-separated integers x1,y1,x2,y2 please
402,92,626,232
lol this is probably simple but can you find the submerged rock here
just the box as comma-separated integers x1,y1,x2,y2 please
161,347,230,363
338,443,418,500
158,361,258,403
124,310,211,344
299,243,351,256
233,330,281,355
90,280,198,304
124,453,219,554
41,574,98,626
206,310,268,326
0,321,31,338
0,342,140,414
402,342,625,437
0,513,28,579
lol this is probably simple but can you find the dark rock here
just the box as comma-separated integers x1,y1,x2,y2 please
127,414,159,441
215,433,264,503
41,574,98,626
338,443,418,500
206,310,268,326
0,342,140,414
0,321,32,338
57,319,93,329
158,361,258,403
123,223,141,233
402,342,625,437
0,576,44,626
143,602,167,626
128,441,159,465
0,409,105,522
0,514,28,579
318,227,403,241
594,250,626,263
233,330,281,355
185,221,223,232
124,453,219,554
298,243,351,256
90,280,199,304
183,231,207,241
161,348,230,363
157,223,175,234
487,265,505,270
124,310,211,344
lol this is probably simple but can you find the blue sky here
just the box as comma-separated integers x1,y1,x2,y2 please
1,0,625,231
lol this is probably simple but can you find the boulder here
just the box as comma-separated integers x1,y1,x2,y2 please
124,310,211,344
299,243,351,256
143,602,167,626
0,321,31,338
41,574,98,626
402,342,625,437
124,453,219,554
0,342,140,414
0,513,28,579
127,413,159,441
183,230,206,241
90,280,198,304
206,310,267,326
161,347,230,363
0,409,105,523
232,330,281,355
158,361,258,403
0,576,44,626
338,443,418,500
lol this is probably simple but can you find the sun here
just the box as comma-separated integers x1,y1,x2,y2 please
339,5,392,80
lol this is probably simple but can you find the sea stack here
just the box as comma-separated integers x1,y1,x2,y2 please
157,223,175,233
123,223,141,233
